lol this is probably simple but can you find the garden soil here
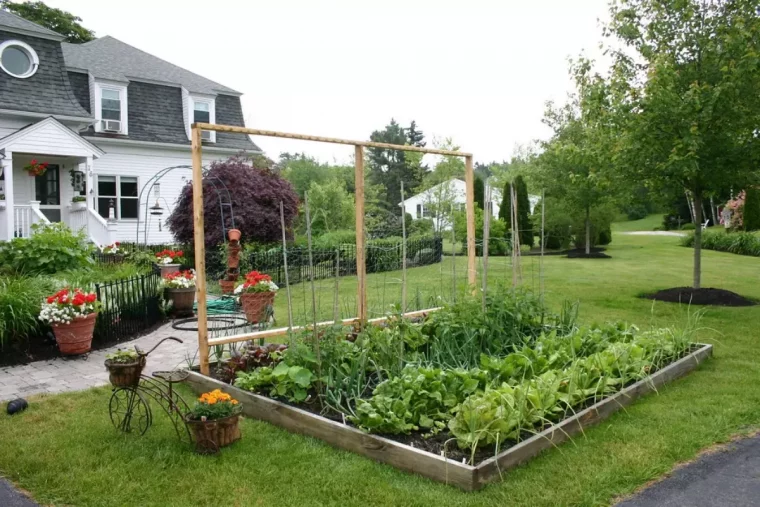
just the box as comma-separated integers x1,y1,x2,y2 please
643,287,756,307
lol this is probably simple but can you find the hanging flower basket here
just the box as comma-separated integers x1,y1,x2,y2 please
235,271,278,323
24,159,49,177
39,288,100,356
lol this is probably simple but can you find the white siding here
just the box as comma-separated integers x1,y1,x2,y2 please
89,142,232,244
0,117,32,139
5,121,96,158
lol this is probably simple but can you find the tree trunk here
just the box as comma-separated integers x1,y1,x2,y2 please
693,193,702,289
585,206,591,255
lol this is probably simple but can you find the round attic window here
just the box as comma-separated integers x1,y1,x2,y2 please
0,40,39,79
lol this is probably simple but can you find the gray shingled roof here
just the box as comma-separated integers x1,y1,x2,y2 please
62,36,239,95
0,9,64,40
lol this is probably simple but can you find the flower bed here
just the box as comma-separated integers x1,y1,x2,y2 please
185,290,712,489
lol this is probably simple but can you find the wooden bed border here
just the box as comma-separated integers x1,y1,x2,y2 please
184,343,712,490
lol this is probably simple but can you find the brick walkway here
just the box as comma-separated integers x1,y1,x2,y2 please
0,323,198,402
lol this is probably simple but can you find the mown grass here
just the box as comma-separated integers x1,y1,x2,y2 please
3,224,760,506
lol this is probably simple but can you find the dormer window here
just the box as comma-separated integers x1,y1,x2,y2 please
0,40,39,79
192,98,215,142
94,81,128,134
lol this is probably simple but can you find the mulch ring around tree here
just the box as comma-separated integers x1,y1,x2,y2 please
524,247,610,258
642,287,757,307
566,247,611,259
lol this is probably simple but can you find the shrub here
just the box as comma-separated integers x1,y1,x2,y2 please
681,229,760,257
0,223,94,275
313,229,357,249
167,155,299,248
0,276,57,349
409,218,434,238
743,187,760,231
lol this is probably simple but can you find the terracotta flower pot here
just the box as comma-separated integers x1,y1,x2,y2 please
105,357,146,388
226,256,240,269
186,413,241,454
228,229,242,242
166,287,195,314
240,292,275,323
219,280,235,294
52,312,97,355
159,263,181,277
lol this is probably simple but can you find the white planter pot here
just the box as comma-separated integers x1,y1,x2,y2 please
70,201,86,211
0,200,5,210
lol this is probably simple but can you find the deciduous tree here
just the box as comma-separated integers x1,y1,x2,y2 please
1,0,94,43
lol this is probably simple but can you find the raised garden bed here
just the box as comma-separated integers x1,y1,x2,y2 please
185,343,712,491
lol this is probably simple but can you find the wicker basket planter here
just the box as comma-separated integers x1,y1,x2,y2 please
185,413,241,453
105,356,146,388
166,287,195,314
158,263,181,277
52,313,97,355
240,292,275,323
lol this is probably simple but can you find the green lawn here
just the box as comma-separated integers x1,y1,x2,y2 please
611,213,664,232
3,227,760,506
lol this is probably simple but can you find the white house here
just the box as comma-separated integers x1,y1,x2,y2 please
0,11,260,246
400,178,540,231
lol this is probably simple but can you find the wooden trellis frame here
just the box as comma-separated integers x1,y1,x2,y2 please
191,123,476,375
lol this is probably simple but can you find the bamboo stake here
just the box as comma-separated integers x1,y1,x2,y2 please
304,193,321,380
355,146,367,324
279,201,294,340
540,189,545,303
464,155,477,293
512,184,522,284
190,125,210,376
451,226,457,303
400,181,408,313
333,248,340,323
481,182,491,311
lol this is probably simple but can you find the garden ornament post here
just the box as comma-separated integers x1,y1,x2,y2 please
190,123,475,375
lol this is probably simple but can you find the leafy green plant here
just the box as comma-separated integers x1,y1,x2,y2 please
0,223,94,275
235,361,315,402
105,349,139,363
681,229,760,257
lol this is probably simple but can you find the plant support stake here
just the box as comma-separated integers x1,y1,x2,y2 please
279,201,294,343
400,180,408,313
304,193,321,384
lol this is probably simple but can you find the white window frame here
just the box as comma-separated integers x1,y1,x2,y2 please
96,174,139,221
94,81,128,135
188,94,216,143
0,40,39,79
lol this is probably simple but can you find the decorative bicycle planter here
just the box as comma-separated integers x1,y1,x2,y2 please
107,338,192,444
107,338,242,455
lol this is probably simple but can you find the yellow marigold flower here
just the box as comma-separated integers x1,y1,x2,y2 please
231,399,239,405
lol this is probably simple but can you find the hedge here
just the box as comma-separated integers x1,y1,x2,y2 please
680,229,760,257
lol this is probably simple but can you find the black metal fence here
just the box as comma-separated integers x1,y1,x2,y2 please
248,237,443,287
93,272,164,344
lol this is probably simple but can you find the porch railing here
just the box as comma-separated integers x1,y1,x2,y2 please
13,203,49,238
87,207,115,248
68,206,88,236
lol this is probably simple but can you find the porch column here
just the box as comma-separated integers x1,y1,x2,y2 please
2,152,12,240
84,156,94,210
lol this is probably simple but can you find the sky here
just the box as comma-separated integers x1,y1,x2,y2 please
48,0,611,165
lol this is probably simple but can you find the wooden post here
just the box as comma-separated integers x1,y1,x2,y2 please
334,248,340,323
400,181,407,313
191,125,209,376
539,189,545,303
355,145,367,323
464,155,476,292
304,193,320,371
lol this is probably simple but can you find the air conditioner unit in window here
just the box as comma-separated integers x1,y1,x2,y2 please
102,120,121,132
201,130,213,141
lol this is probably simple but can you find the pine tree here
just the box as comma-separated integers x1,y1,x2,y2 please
515,176,533,247
405,121,426,147
474,177,485,210
744,187,760,231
